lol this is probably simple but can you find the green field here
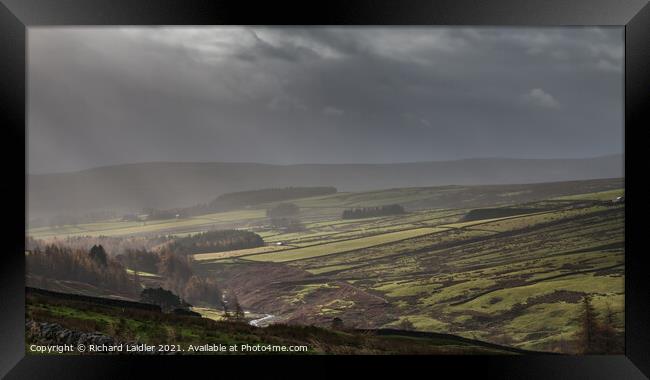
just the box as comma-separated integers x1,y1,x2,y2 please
244,227,448,262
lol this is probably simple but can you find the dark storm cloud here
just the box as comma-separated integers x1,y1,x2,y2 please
28,27,623,174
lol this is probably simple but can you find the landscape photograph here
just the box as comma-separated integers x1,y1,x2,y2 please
26,26,624,355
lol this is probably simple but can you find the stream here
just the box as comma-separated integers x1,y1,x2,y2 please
248,313,278,327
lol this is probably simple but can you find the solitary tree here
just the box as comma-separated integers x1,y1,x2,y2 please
576,295,599,354
89,245,108,266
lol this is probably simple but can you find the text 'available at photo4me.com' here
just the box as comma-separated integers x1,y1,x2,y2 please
29,343,310,354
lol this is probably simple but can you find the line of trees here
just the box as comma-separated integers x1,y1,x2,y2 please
342,204,406,219
165,230,264,255
26,244,136,295
27,235,172,257
27,242,224,309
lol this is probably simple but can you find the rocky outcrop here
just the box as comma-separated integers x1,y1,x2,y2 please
26,320,118,347
25,320,177,354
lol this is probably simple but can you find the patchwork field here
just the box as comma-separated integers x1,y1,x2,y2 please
190,181,625,353
26,178,625,354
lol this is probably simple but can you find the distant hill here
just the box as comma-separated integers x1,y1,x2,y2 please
27,155,623,219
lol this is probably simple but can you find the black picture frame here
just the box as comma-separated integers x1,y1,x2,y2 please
1,0,648,378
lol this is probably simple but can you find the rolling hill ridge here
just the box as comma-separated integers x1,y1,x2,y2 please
28,155,623,218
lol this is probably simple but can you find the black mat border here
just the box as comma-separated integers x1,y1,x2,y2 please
1,0,648,378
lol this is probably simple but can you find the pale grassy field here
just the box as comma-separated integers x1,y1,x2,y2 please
28,209,266,239
243,226,449,262
192,245,290,261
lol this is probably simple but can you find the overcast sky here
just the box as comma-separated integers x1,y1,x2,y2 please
28,27,623,174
